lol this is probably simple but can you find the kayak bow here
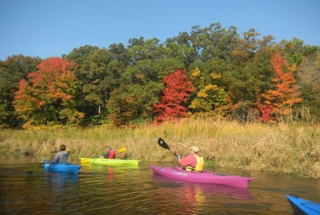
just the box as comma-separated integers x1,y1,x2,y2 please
287,194,320,215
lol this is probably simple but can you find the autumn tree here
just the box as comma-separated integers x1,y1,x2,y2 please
13,57,84,128
189,67,228,114
153,69,194,122
226,33,275,121
296,52,320,120
260,54,302,122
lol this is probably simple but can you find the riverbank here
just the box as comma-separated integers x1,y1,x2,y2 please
0,119,319,178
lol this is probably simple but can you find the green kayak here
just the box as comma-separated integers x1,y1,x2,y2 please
79,157,140,166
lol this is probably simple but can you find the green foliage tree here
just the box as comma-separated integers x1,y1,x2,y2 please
165,33,197,68
190,23,238,62
0,55,41,128
107,82,163,126
277,38,318,67
71,48,122,124
63,45,99,65
296,52,320,121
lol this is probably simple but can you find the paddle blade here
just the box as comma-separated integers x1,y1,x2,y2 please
117,147,127,153
27,165,37,173
27,163,43,173
80,158,91,163
158,138,170,150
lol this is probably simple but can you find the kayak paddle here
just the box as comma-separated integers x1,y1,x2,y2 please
158,138,181,158
27,163,44,173
117,146,127,153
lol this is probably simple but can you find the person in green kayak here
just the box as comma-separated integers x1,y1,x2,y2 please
99,146,116,159
177,146,204,172
44,144,69,164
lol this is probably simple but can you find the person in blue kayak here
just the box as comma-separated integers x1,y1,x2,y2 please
177,146,204,172
100,146,116,159
44,144,69,164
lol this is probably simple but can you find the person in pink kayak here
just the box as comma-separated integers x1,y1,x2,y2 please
177,146,204,172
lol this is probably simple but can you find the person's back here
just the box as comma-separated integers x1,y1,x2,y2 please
51,151,69,164
46,144,69,164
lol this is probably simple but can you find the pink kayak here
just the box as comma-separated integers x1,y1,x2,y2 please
150,165,254,188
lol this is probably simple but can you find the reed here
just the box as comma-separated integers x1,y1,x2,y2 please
0,119,319,178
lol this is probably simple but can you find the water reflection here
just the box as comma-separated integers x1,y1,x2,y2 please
107,166,114,180
0,167,80,214
1,159,320,214
43,171,79,184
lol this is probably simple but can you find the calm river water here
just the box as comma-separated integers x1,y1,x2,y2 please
0,158,319,215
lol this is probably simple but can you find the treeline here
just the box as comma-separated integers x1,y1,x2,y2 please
1,23,319,129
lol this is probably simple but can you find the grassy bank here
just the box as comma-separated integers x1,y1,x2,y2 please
0,119,319,178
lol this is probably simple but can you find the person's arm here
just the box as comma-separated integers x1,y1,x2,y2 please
103,152,110,158
179,155,196,167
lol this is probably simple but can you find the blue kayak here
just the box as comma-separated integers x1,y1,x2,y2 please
287,194,320,215
43,163,81,174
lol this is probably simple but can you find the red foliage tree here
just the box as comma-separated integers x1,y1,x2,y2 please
153,69,194,122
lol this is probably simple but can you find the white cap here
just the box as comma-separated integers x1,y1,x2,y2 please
189,146,199,152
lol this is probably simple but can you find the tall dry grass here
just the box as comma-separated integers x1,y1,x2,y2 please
0,119,319,178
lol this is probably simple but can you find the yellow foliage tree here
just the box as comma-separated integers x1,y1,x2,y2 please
189,67,228,114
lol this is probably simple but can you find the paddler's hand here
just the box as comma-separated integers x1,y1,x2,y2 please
172,149,180,159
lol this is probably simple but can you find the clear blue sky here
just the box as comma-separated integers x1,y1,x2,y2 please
1,0,319,60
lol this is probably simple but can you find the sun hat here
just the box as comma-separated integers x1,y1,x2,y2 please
189,146,199,152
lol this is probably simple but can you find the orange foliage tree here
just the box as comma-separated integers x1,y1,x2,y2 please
13,57,84,127
260,54,302,122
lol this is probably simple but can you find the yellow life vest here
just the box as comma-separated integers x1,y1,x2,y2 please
186,155,204,172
